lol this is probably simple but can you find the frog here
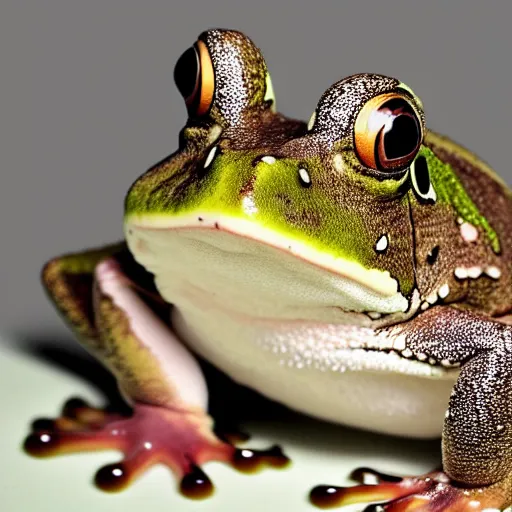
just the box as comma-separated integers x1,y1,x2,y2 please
23,28,512,511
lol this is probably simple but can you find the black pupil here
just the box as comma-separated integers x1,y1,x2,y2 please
174,46,200,101
383,115,419,160
379,99,420,161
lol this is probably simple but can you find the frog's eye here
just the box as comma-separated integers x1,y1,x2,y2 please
354,92,422,173
174,40,214,117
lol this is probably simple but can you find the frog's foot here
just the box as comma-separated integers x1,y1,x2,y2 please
24,398,289,499
309,467,511,511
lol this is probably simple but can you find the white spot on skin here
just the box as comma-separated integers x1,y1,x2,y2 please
299,168,311,186
375,235,388,253
445,410,450,419
426,291,438,305
392,336,406,351
438,284,450,300
441,359,453,368
460,222,479,243
333,153,344,172
497,424,505,431
486,266,502,279
421,301,430,311
454,267,468,279
207,124,222,144
204,146,217,168
454,266,485,280
429,357,437,365
401,348,413,358
467,266,482,279
307,111,316,131
368,311,382,320
417,353,428,361
261,156,276,164
242,194,258,215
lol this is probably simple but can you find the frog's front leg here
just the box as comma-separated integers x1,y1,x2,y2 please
310,307,512,511
24,246,288,498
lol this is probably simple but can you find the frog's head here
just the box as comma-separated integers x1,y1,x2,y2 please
125,29,429,324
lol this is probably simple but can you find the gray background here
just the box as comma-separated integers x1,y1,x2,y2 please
0,3,511,511
1,0,511,337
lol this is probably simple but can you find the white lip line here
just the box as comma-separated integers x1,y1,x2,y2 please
125,215,407,302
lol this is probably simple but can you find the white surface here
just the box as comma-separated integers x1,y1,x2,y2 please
0,333,441,512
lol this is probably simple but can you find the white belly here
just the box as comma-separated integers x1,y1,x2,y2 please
171,301,456,440
127,225,457,439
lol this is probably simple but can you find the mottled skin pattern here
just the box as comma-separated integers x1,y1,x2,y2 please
26,28,512,510
42,242,126,339
423,134,511,314
388,308,512,481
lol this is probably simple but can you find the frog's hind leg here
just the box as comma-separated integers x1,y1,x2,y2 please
26,249,289,498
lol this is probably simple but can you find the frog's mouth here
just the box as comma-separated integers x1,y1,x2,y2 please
125,212,413,324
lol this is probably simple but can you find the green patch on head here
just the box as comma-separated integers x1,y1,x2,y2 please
419,146,501,253
249,155,376,266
